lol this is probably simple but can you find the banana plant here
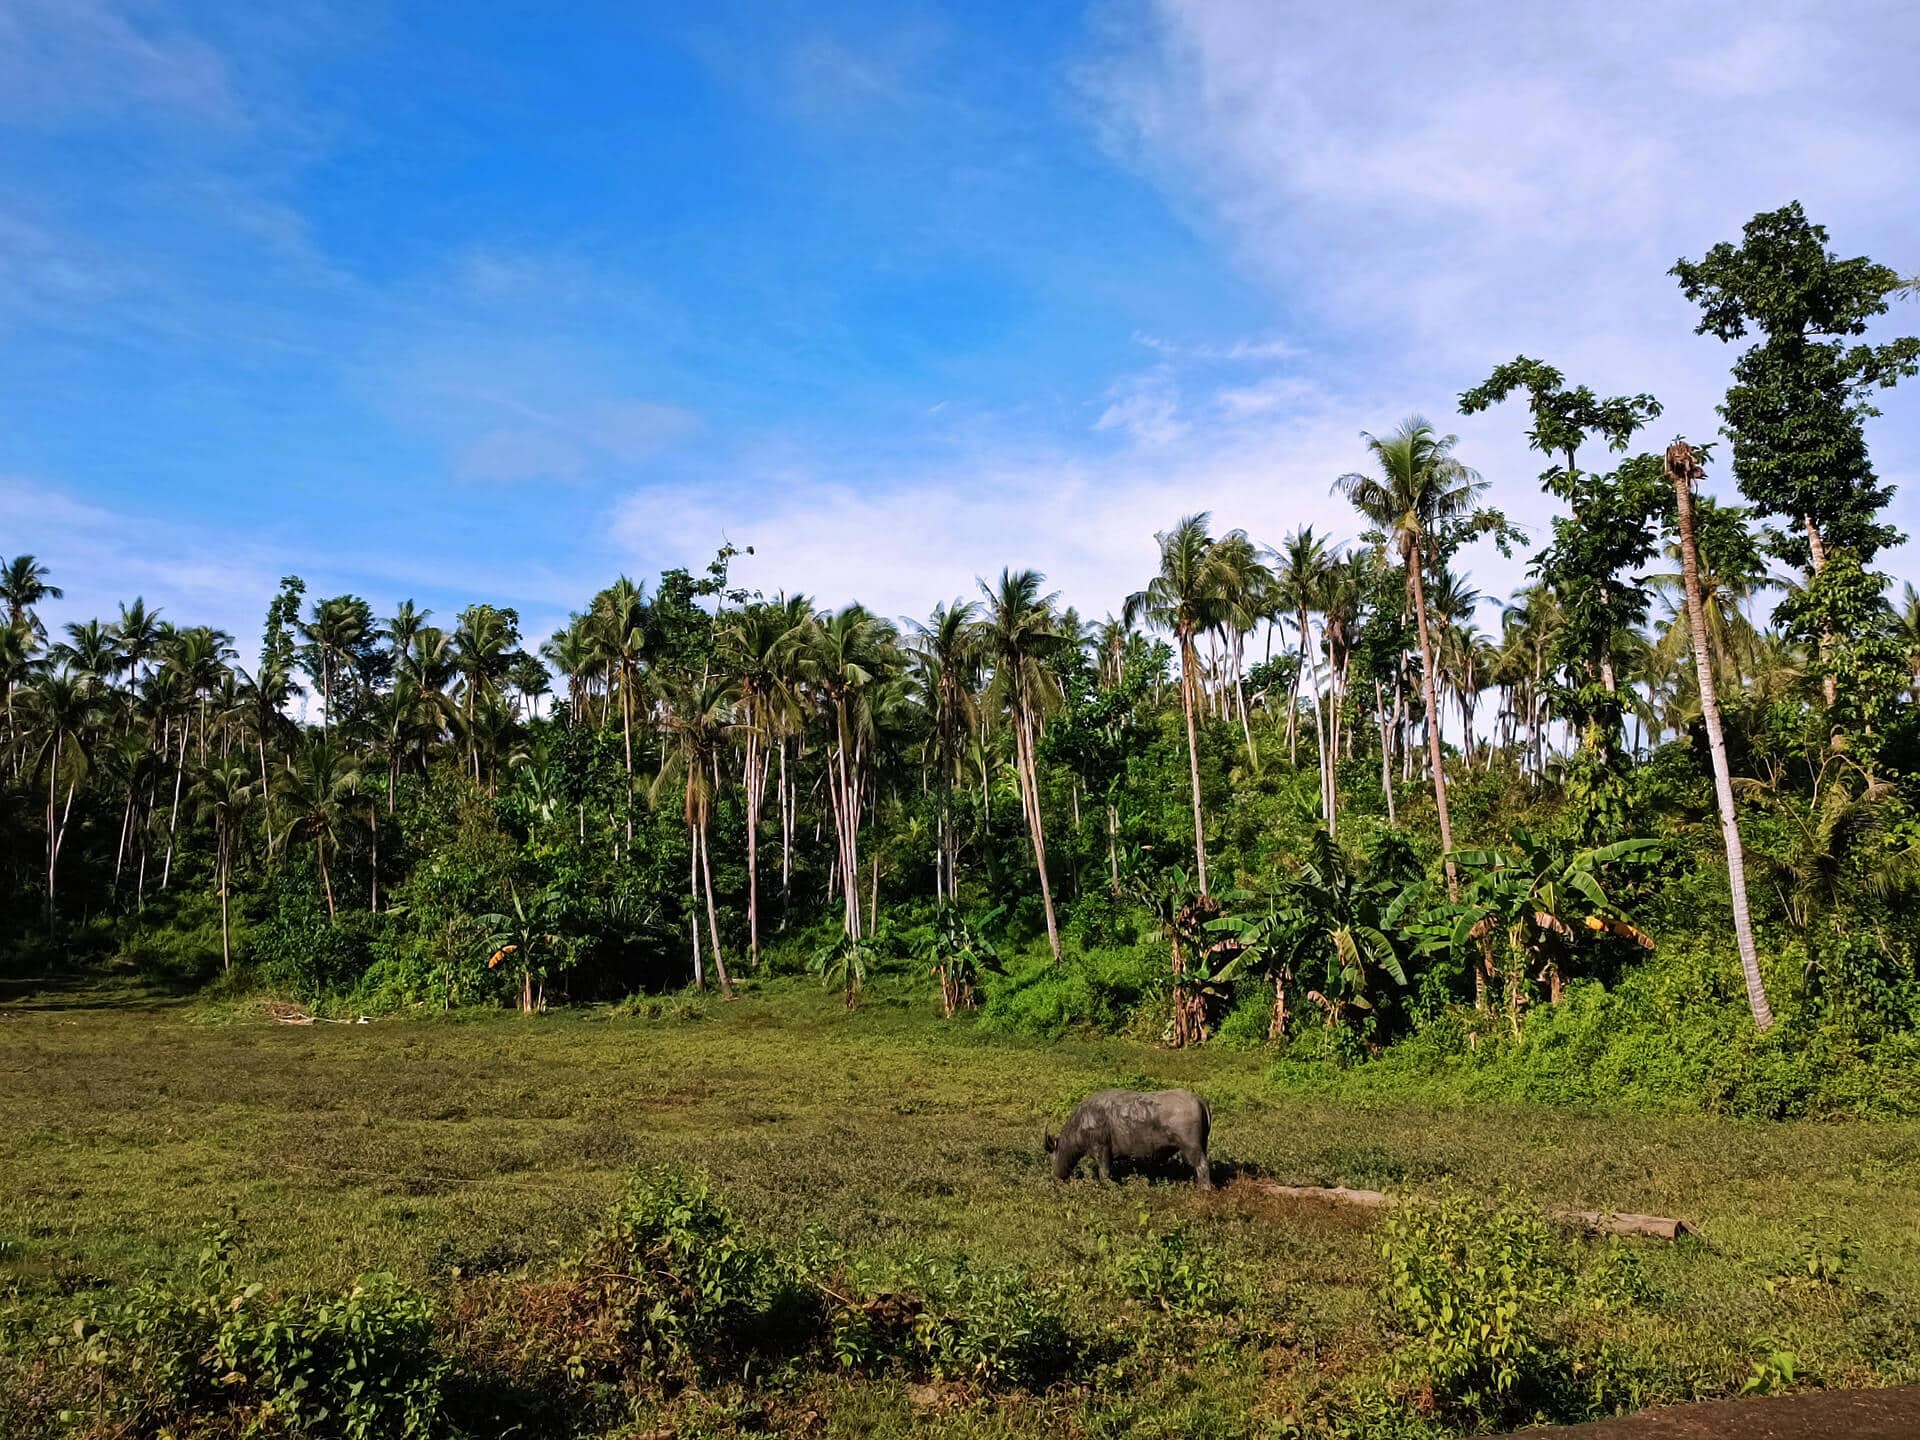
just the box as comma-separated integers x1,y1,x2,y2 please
1207,829,1408,1041
926,903,1004,1017
1444,830,1658,1020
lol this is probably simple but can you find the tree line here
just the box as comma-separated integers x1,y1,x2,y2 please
4,202,1917,1056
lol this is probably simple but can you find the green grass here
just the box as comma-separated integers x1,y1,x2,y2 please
6,972,1920,1436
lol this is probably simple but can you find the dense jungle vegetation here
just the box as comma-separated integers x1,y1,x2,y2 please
6,203,1920,1117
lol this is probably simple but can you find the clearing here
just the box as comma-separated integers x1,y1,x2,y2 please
5,975,1920,1435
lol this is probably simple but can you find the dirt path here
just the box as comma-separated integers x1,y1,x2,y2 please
1512,1386,1920,1438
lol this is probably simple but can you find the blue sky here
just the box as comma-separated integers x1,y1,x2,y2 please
4,0,1917,661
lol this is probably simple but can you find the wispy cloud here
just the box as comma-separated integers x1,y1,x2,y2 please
0,0,241,127
1133,331,1297,361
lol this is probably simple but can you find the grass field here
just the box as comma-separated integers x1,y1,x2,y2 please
6,973,1920,1436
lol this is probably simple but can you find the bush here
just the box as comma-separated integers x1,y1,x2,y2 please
979,944,1164,1038
1105,1219,1230,1316
247,883,375,999
561,1168,816,1387
1378,1191,1572,1427
901,1259,1078,1390
69,1234,446,1440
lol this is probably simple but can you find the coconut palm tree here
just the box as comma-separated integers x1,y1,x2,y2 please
192,757,256,971
1648,497,1772,696
981,569,1071,956
300,596,371,732
719,600,805,965
452,605,518,786
1666,440,1772,1032
1128,519,1229,895
279,733,360,921
1271,527,1336,830
1336,419,1490,900
1,554,61,639
593,578,648,792
20,667,100,920
654,669,735,994
909,598,981,905
1208,530,1275,767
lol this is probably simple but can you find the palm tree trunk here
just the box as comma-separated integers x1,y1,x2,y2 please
162,724,187,889
745,730,761,966
218,828,232,973
1018,705,1063,962
700,817,732,996
779,738,792,923
317,840,336,920
1409,545,1459,901
45,732,60,921
1299,607,1333,836
1178,634,1210,895
1374,678,1396,824
689,825,705,989
1675,446,1773,1032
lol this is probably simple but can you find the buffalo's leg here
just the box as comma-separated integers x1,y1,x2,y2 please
1185,1147,1212,1188
1095,1146,1113,1182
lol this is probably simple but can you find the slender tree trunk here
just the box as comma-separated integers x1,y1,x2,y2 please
1299,608,1333,836
689,826,705,990
778,738,792,922
218,828,232,973
1017,704,1063,962
162,724,187,889
1179,634,1210,895
44,733,60,922
1805,514,1839,709
745,729,761,966
318,841,336,920
1409,545,1459,901
1674,444,1773,1032
1374,678,1397,824
700,817,732,996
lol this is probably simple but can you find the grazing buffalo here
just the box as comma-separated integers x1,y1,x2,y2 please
1044,1088,1212,1187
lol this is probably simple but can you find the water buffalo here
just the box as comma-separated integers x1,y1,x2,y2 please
1044,1088,1212,1187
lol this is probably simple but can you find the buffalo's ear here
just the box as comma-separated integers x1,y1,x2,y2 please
1043,1131,1057,1154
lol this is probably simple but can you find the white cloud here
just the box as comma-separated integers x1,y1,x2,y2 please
607,376,1407,626
1071,0,1920,587
0,0,240,127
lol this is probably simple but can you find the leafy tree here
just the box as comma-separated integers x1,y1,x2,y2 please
1673,202,1920,709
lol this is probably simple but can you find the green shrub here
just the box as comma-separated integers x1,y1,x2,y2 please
904,1258,1078,1390
1104,1219,1230,1316
1378,1191,1572,1427
69,1234,446,1439
979,945,1163,1038
562,1168,816,1386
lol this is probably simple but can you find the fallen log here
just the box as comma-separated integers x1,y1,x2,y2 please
1238,1179,1692,1241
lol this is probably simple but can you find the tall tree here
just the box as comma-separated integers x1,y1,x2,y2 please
980,569,1070,955
655,670,735,995
1665,441,1773,1032
1,554,62,639
1673,202,1920,710
1127,521,1227,895
192,757,256,971
1337,420,1499,900
909,599,981,906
